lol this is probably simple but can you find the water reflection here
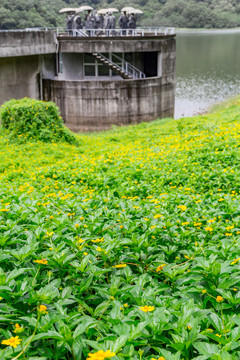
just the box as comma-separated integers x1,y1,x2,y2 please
175,30,240,119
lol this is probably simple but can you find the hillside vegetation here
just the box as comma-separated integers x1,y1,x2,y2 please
0,98,240,359
1,0,240,29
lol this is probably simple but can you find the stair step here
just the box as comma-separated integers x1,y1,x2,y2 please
93,52,142,79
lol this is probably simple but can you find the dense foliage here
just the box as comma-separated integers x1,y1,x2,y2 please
0,97,240,359
0,98,78,145
1,0,240,29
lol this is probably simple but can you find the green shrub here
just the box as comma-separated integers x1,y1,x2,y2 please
0,98,79,145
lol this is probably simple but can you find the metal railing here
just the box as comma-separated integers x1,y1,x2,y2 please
94,52,146,79
57,26,175,37
0,26,175,37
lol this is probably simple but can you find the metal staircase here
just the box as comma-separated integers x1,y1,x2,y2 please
92,52,145,80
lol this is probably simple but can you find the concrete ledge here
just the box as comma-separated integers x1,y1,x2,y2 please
59,36,176,54
0,31,57,58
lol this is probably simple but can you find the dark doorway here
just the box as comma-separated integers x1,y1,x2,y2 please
143,52,158,77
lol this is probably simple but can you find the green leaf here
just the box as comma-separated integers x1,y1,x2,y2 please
73,317,98,339
208,313,223,333
193,342,219,355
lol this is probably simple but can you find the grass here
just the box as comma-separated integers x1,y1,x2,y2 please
0,96,240,359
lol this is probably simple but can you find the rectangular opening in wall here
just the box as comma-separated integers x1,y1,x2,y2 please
85,65,95,76
84,53,96,77
124,52,133,64
143,52,158,78
84,54,95,63
98,65,109,76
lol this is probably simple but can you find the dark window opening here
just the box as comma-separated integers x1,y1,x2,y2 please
98,65,109,76
143,52,158,78
124,52,133,64
85,65,95,76
84,54,95,63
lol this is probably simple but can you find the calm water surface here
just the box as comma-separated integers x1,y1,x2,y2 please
175,30,240,119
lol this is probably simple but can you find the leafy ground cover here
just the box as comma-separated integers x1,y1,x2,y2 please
0,98,78,145
0,97,240,359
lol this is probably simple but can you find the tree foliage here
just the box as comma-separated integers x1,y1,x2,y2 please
0,0,240,29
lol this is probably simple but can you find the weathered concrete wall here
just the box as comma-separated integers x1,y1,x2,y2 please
161,37,176,80
43,77,174,132
0,31,56,58
59,35,175,54
0,56,39,105
61,53,84,80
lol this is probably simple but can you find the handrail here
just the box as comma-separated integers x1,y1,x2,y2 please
57,27,175,37
111,53,145,79
94,52,145,79
0,26,175,37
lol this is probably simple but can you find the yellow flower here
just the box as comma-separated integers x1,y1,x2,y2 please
186,325,192,330
75,224,80,228
205,226,213,232
139,306,155,313
87,349,116,360
151,357,165,360
216,296,224,303
154,214,164,219
13,323,24,334
113,264,127,268
156,264,166,272
1,336,22,348
177,205,187,211
39,305,48,314
34,259,48,265
194,222,202,227
91,238,104,243
230,258,240,265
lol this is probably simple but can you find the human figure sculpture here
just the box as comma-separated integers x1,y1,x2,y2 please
118,11,128,35
103,12,111,36
128,14,136,30
95,12,104,36
109,12,116,35
66,13,75,35
85,10,95,35
72,14,83,35
95,13,101,29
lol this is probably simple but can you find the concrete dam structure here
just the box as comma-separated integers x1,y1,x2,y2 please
0,28,176,131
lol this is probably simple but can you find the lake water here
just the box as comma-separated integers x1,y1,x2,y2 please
175,29,240,119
